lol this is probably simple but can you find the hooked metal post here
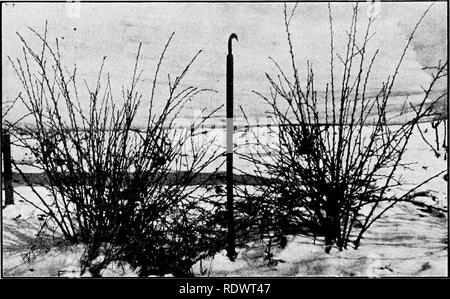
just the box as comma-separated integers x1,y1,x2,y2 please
226,33,238,261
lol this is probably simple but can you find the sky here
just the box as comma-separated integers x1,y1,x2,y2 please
2,1,447,126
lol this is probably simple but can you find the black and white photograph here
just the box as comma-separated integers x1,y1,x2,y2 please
1,0,448,281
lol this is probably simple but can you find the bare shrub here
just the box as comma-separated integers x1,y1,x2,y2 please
237,3,447,253
8,23,225,276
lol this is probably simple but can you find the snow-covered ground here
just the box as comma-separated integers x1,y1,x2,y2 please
1,122,447,277
192,200,447,277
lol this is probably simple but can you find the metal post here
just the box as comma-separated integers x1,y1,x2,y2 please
2,133,14,206
226,33,238,261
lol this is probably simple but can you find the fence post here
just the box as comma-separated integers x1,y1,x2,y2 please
432,120,440,151
2,133,14,206
226,33,238,261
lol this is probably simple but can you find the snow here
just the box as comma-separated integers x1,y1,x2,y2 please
1,122,448,277
193,200,447,277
